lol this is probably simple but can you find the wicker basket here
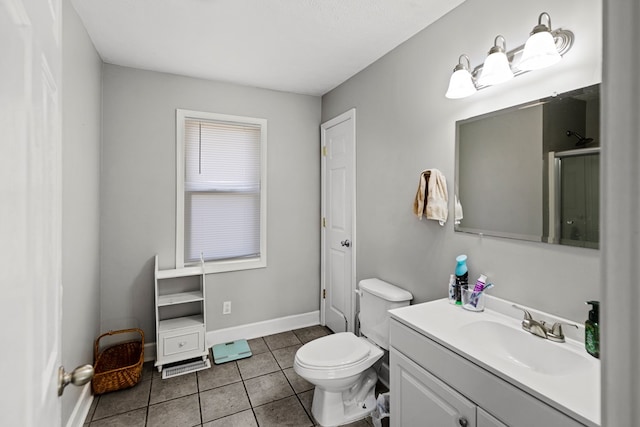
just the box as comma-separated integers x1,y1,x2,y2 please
92,328,144,395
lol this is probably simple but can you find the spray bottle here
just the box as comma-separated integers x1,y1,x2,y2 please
454,254,468,305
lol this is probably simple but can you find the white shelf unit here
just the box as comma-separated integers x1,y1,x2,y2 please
154,254,208,372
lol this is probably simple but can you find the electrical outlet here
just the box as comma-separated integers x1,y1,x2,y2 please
223,301,231,315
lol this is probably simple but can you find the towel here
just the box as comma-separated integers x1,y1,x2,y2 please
412,170,430,220
454,195,464,225
413,169,449,225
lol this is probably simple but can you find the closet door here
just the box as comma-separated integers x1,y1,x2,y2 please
321,109,356,333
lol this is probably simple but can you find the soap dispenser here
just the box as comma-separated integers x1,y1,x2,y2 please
585,301,599,358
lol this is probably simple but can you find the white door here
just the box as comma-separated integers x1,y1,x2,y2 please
1,0,63,424
321,109,356,333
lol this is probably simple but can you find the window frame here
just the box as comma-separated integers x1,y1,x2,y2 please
176,109,267,273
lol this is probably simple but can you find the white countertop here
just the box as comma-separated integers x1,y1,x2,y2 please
389,297,600,426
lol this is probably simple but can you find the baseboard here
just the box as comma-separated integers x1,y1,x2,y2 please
144,311,320,363
206,310,320,346
65,382,93,427
144,341,156,363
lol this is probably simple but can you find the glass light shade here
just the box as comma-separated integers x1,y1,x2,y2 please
478,51,513,86
445,68,477,99
519,31,561,70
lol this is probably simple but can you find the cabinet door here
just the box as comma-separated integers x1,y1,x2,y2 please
477,408,508,427
391,349,476,427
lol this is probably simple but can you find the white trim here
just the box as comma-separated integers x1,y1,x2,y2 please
175,110,186,268
64,383,93,427
320,123,326,327
144,341,156,363
175,109,267,272
320,108,357,332
320,127,326,326
206,311,320,347
201,256,266,275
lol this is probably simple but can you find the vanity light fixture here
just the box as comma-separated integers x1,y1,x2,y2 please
445,12,573,99
477,35,514,87
519,12,562,71
445,55,477,99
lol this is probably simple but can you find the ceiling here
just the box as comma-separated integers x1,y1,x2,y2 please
71,0,465,96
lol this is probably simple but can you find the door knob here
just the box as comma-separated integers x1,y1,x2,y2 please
340,239,351,247
58,364,94,396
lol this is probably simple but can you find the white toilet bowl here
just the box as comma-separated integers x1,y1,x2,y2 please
294,332,383,426
294,278,413,426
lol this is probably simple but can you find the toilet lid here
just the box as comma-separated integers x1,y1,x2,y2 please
296,332,371,368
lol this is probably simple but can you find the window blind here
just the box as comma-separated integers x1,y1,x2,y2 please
184,119,261,263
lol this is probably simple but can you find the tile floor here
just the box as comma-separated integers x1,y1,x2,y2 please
83,325,382,427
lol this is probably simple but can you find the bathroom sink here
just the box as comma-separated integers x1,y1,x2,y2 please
458,320,591,376
389,298,600,426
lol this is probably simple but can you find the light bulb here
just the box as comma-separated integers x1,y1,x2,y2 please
445,55,477,99
478,35,513,87
519,12,562,71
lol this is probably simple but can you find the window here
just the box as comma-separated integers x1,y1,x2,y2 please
176,109,267,272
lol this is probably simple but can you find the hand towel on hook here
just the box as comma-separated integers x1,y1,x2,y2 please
413,169,448,226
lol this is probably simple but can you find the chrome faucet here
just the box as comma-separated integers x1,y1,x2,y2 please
512,305,548,338
546,321,579,343
512,304,578,343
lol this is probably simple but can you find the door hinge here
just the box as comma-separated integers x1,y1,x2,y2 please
322,289,326,299
322,146,327,157
322,217,326,227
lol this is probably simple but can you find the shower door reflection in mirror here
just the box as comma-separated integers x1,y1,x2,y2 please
552,149,599,248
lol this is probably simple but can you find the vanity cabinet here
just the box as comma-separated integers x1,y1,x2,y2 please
389,318,586,427
478,409,508,427
154,255,208,372
391,349,478,426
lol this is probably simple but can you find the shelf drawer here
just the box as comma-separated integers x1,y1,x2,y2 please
159,326,204,358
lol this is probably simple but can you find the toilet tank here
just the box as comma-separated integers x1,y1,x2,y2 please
358,278,413,350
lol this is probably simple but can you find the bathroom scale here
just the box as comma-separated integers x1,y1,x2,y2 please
211,339,252,364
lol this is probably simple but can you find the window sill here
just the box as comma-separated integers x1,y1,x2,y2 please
184,257,266,274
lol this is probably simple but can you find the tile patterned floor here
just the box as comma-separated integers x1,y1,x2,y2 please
84,326,379,427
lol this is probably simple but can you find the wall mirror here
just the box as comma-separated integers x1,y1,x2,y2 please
455,84,600,249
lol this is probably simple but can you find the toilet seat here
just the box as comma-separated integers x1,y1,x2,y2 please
294,332,383,380
295,332,371,369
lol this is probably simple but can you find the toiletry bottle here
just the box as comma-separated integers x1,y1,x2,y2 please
454,254,468,305
585,301,599,358
448,274,456,305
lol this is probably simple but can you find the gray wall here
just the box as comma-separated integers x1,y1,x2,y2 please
322,0,601,322
61,0,102,424
100,65,322,338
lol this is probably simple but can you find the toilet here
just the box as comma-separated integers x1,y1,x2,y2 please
294,278,413,426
